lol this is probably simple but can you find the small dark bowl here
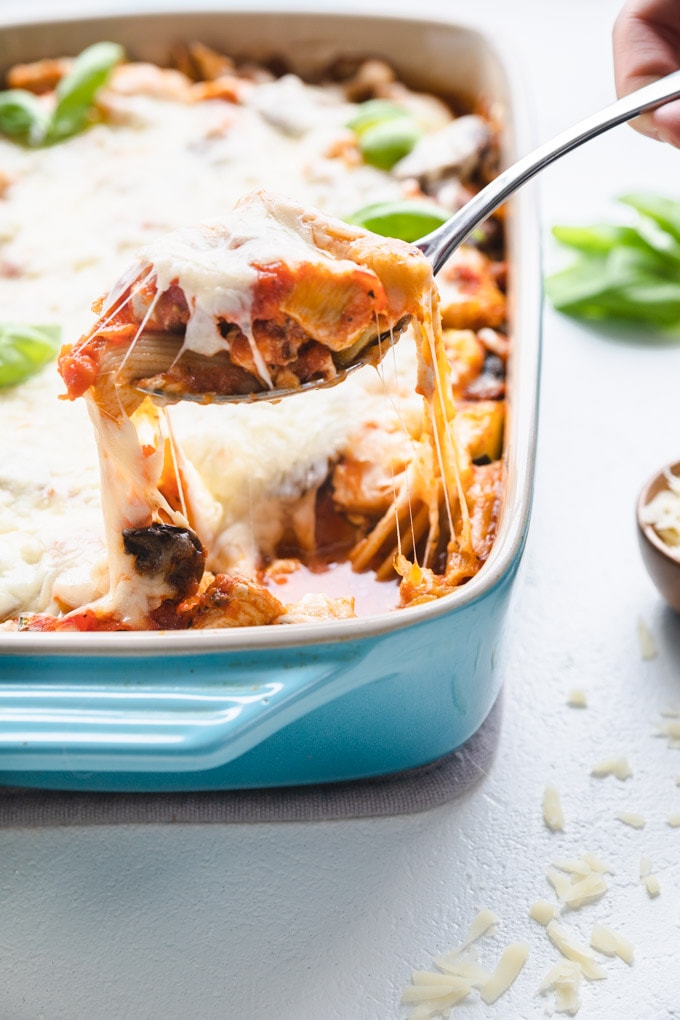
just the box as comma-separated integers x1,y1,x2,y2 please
637,461,680,612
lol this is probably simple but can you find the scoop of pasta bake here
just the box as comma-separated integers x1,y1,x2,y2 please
58,190,431,412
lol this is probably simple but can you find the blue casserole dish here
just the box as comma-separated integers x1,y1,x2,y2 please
0,5,540,792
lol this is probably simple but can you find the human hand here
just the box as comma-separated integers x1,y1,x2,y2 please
613,0,680,147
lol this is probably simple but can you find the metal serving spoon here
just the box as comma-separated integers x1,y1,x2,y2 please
137,69,680,405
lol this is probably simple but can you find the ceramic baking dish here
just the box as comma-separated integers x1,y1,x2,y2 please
0,5,540,792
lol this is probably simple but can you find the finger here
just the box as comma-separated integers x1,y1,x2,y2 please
613,0,680,96
613,0,680,146
649,98,680,145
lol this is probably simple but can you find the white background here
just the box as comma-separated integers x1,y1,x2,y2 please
1,1,680,1018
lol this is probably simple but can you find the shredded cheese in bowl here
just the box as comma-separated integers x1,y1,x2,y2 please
639,468,680,552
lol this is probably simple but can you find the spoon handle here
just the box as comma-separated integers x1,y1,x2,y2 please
417,69,680,273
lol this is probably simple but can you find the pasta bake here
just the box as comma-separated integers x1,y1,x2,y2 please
0,41,509,632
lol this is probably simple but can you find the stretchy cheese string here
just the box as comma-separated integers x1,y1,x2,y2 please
372,314,421,567
421,287,472,559
116,279,161,380
98,265,155,334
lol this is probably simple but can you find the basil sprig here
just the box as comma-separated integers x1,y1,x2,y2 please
0,324,61,388
346,199,450,242
546,193,680,334
0,41,124,147
348,98,423,171
0,90,50,146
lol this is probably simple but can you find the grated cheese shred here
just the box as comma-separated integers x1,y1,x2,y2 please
615,811,646,829
529,899,558,926
402,910,527,1018
479,943,529,1005
543,784,565,832
590,757,632,781
637,617,658,660
590,923,634,965
639,468,680,547
538,960,582,1016
546,921,608,981
567,688,588,708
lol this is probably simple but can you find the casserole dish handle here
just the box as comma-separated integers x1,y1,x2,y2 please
0,643,375,774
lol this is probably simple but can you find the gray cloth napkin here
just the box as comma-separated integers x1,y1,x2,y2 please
0,696,502,827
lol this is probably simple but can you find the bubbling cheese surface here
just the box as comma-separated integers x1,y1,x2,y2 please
0,71,411,620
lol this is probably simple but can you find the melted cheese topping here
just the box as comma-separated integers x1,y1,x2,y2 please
0,57,494,629
0,72,405,620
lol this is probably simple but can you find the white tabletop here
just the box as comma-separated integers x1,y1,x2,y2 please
1,1,680,1017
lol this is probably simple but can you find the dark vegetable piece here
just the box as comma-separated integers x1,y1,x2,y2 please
122,524,205,599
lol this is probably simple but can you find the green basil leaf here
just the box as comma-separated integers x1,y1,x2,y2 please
552,222,680,274
46,41,124,143
346,99,409,137
346,199,450,242
546,248,680,331
347,98,423,170
0,324,62,388
547,195,680,336
0,89,50,145
552,223,645,255
358,118,423,170
620,192,680,245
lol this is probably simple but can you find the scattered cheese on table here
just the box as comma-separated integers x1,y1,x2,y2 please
402,911,528,1018
644,874,661,897
667,812,680,827
560,873,608,909
551,858,591,877
581,852,613,874
615,811,646,829
401,974,472,1011
434,909,498,965
637,617,658,660
546,866,573,901
543,784,565,831
639,856,661,897
529,899,558,926
591,757,632,781
567,688,587,708
657,719,680,746
546,921,608,980
545,856,609,909
590,923,634,965
538,960,583,1016
479,943,529,1004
